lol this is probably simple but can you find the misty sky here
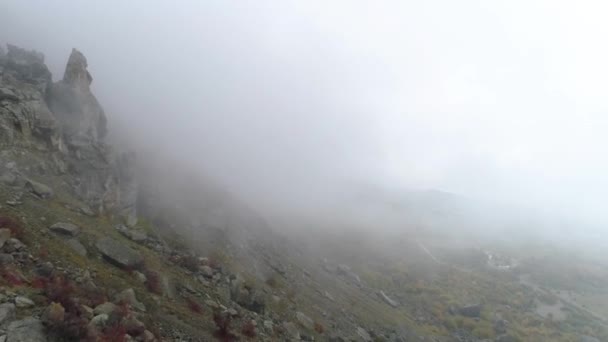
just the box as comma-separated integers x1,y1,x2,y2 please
2,1,608,224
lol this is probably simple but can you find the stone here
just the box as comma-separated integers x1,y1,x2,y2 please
122,315,145,334
142,330,156,342
337,264,362,285
89,313,108,327
66,238,87,256
24,179,53,199
459,304,482,318
6,317,46,342
263,320,273,333
93,302,117,316
42,302,65,324
14,296,34,308
116,224,146,242
296,311,314,331
49,222,80,236
96,237,143,269
0,229,10,249
0,254,13,264
34,262,55,277
133,271,147,283
356,327,372,342
0,303,15,326
114,288,146,312
282,322,300,340
199,265,213,278
379,290,399,308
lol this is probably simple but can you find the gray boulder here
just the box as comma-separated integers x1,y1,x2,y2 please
24,179,53,199
296,311,314,331
49,222,80,236
458,304,482,318
379,290,399,308
356,327,372,342
6,317,46,342
96,237,143,269
66,238,87,256
0,303,15,326
114,288,146,312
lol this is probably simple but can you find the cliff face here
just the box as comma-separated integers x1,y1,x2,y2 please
0,45,136,225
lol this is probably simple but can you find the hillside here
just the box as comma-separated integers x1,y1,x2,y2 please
0,44,607,342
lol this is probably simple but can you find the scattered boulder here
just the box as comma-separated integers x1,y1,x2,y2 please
356,327,372,342
93,302,117,316
282,321,300,340
41,302,65,325
0,303,15,326
116,224,147,243
229,277,265,314
49,222,80,236
296,311,314,331
96,237,143,269
24,179,53,199
34,262,55,277
0,255,13,265
6,317,46,342
66,238,87,256
14,296,34,308
114,288,146,312
336,264,362,285
458,304,482,318
199,265,213,278
379,291,399,308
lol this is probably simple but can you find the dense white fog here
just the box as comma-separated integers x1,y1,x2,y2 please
2,1,608,228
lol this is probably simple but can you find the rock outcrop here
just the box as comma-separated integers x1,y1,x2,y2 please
0,44,137,225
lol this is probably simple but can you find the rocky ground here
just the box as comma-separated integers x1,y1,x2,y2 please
0,43,606,342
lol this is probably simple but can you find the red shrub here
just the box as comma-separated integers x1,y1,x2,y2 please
186,298,203,314
44,276,76,310
31,276,48,289
38,247,49,259
143,269,162,294
314,321,325,334
99,324,127,342
241,320,257,338
180,255,200,272
0,267,25,286
0,215,24,240
213,312,237,342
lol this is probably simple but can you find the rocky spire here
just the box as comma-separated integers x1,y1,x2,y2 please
47,48,107,141
63,48,93,91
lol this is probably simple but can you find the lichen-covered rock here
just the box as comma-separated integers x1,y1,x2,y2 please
24,179,53,199
6,317,46,342
114,288,146,312
49,222,80,236
96,237,143,269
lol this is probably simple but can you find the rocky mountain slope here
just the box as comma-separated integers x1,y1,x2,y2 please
0,43,606,342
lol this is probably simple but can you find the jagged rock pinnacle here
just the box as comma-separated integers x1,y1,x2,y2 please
63,48,93,90
47,48,107,141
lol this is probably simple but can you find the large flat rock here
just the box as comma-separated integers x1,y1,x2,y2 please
96,237,143,269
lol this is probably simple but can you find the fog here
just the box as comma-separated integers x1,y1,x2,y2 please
2,1,608,230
